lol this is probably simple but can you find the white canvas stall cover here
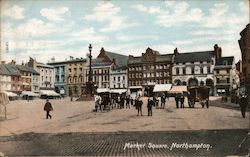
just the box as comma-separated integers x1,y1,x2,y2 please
169,86,187,93
97,88,110,93
110,89,127,94
4,91,18,97
153,84,172,92
21,91,39,97
40,90,60,96
129,86,143,89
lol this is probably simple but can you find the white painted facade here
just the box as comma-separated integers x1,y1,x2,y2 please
37,64,54,89
110,69,127,89
172,59,215,85
86,65,112,89
32,74,40,93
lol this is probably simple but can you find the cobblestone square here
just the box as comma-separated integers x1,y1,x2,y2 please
0,97,249,156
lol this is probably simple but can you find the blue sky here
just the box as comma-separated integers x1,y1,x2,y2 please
1,0,249,64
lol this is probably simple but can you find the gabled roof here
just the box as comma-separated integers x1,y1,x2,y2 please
4,64,22,76
215,56,234,66
103,51,128,68
91,58,112,67
26,67,40,75
0,64,11,75
174,51,214,63
16,65,39,74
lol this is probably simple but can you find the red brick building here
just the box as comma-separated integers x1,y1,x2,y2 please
127,47,173,96
238,23,250,93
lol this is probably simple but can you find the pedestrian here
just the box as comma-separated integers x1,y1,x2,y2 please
117,95,121,109
120,95,125,109
161,94,166,109
126,95,130,109
147,97,154,116
130,96,134,106
175,94,179,108
44,99,53,119
136,97,143,116
180,94,185,108
239,94,249,118
94,95,99,112
187,92,193,108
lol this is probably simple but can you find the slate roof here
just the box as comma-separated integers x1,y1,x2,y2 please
16,65,40,75
215,56,234,66
1,64,21,76
0,64,11,75
26,67,40,75
91,58,112,67
104,51,128,68
174,51,214,63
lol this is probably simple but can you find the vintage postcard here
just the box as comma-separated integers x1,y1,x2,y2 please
0,0,250,156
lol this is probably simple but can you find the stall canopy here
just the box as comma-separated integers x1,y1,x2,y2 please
153,84,172,92
21,91,39,97
129,86,143,89
40,90,60,96
4,91,18,97
169,86,187,93
110,89,127,94
97,88,110,93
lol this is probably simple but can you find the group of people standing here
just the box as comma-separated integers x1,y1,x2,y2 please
175,94,185,108
94,94,134,112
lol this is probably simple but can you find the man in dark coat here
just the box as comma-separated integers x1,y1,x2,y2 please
126,96,130,109
44,99,53,119
161,95,166,109
175,94,179,108
147,97,154,116
239,95,249,118
180,94,185,108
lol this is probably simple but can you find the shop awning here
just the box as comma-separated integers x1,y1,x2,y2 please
4,91,18,97
110,89,127,94
169,86,187,93
129,86,143,89
21,91,39,97
97,88,110,93
40,90,60,96
153,84,172,92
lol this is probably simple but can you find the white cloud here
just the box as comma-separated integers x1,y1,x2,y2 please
116,34,159,42
40,7,69,22
70,27,108,44
132,4,147,12
132,2,203,27
83,1,139,32
2,5,25,20
18,18,56,37
202,3,229,28
172,40,193,45
132,4,161,14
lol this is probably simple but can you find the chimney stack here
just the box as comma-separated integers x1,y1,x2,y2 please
214,44,222,62
174,48,179,55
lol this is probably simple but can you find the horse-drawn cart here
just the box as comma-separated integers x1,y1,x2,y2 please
188,86,209,108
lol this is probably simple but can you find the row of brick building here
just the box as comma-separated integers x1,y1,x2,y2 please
1,44,238,97
1,24,248,97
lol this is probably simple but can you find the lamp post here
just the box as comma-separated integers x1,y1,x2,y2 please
88,44,93,95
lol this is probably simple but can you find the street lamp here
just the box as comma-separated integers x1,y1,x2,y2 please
88,44,93,95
